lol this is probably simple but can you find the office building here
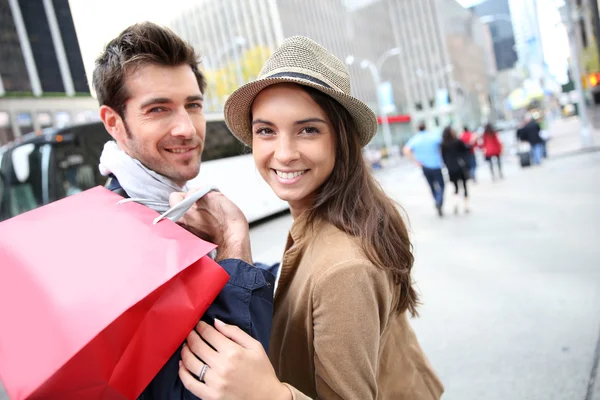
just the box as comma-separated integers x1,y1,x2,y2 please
0,0,93,142
170,0,494,146
471,0,518,71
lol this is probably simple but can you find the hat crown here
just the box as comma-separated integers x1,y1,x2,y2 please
258,36,351,95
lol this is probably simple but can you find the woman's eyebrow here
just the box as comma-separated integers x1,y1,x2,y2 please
252,118,274,126
294,118,327,125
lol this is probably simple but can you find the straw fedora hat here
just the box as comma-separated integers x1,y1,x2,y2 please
223,36,378,148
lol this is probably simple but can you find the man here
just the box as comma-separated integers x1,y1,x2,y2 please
516,113,544,165
403,122,445,217
93,22,274,399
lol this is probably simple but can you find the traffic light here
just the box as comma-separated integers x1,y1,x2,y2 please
587,72,600,105
587,72,600,88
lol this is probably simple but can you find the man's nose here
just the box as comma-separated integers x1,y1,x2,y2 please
171,109,196,139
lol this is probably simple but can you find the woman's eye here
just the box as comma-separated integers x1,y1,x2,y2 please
301,127,319,134
255,127,274,136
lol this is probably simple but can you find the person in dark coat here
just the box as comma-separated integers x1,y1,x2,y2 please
441,126,471,214
516,114,544,165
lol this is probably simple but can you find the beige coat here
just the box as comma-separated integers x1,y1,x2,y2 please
270,213,443,400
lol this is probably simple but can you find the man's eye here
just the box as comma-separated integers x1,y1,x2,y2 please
187,103,203,109
149,107,167,113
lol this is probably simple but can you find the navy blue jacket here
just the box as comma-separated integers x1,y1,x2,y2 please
105,176,275,399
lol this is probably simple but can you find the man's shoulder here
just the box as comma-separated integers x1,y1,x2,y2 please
424,131,441,142
105,176,129,198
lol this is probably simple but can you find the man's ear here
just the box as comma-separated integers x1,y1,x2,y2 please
99,105,126,143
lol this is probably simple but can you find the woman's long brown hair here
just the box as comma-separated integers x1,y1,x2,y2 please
302,86,419,316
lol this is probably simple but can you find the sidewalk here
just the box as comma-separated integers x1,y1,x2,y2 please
546,116,600,157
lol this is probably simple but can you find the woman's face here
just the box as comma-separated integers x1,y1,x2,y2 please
251,83,336,216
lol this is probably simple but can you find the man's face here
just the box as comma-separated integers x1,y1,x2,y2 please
109,64,206,186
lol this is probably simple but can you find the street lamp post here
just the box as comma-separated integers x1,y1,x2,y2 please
230,36,247,88
414,65,463,129
562,0,593,147
346,48,403,158
205,36,248,87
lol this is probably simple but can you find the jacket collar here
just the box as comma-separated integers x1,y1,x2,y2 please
275,211,318,301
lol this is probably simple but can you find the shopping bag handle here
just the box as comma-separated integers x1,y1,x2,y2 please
116,187,218,225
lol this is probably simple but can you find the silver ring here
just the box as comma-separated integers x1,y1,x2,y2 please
198,364,208,383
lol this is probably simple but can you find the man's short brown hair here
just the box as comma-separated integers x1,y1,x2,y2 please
93,22,207,118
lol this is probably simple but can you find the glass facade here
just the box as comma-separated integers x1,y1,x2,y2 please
52,0,89,93
471,0,518,71
17,0,65,93
0,0,31,92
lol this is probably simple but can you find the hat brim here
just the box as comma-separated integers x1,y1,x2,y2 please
224,76,378,148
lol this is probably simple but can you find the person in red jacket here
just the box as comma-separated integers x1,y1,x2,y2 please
480,123,503,181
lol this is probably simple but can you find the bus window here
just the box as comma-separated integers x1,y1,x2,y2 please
49,122,112,202
202,119,249,162
7,143,44,217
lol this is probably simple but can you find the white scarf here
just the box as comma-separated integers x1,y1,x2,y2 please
99,141,188,213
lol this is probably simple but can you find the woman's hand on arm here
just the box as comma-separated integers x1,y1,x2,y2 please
178,319,292,400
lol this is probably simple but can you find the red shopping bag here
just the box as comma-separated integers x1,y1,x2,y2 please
0,186,230,399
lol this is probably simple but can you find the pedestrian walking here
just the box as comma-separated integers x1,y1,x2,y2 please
516,113,545,165
480,123,504,181
403,122,445,217
442,126,471,214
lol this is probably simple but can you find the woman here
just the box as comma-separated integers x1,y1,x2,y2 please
178,36,443,399
442,126,471,214
480,123,503,181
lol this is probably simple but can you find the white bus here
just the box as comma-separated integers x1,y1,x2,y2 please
0,113,288,222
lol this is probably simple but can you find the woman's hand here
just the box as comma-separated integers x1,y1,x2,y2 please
179,319,291,400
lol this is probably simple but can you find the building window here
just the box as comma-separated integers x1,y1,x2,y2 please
55,111,71,128
434,117,440,127
16,112,33,135
36,112,53,129
415,102,423,111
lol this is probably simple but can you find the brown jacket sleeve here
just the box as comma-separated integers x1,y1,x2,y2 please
282,260,394,399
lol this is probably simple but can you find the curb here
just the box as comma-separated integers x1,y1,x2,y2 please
548,146,600,160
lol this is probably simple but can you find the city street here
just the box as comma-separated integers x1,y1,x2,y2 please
1,125,598,400
250,139,600,399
